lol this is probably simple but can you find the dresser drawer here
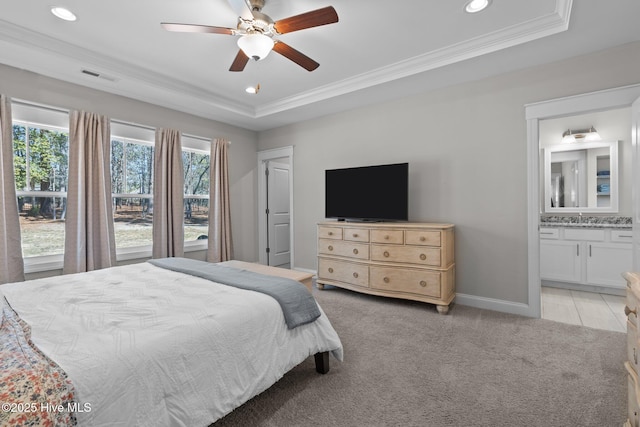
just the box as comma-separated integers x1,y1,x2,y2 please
371,244,441,267
318,226,343,240
318,239,369,260
318,258,369,287
371,229,404,244
627,362,640,427
370,266,440,298
629,287,640,330
405,230,441,247
629,320,640,375
344,228,370,242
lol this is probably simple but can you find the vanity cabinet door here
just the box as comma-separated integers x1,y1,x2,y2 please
586,242,632,288
540,240,582,283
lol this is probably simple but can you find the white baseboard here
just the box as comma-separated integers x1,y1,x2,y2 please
454,293,534,318
300,267,535,318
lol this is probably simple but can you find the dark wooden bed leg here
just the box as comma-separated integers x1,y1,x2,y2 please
314,351,330,374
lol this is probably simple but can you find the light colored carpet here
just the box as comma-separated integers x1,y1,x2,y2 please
213,285,626,427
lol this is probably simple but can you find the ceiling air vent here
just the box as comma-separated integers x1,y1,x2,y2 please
81,69,118,82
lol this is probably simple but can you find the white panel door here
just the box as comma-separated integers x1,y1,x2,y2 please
633,96,640,270
266,161,291,268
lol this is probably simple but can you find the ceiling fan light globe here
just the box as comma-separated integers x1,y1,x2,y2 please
237,33,274,61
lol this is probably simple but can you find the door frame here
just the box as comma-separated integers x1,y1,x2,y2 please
257,146,294,267
633,96,640,271
525,83,640,318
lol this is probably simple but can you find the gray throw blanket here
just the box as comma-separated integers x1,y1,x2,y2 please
148,258,321,329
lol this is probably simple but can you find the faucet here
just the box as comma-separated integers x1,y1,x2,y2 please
578,212,582,223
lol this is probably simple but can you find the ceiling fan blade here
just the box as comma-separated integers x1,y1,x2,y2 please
272,41,319,71
229,49,250,72
274,6,338,34
227,0,254,21
161,23,235,35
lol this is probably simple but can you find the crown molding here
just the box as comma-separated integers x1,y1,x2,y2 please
256,0,573,118
0,19,254,118
0,0,572,126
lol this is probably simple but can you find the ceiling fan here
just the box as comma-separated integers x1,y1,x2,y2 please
161,0,338,72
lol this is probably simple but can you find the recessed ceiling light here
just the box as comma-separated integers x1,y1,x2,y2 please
245,84,261,94
465,0,491,13
51,6,77,22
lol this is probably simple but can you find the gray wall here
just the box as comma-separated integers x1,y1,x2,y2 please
258,41,640,305
0,63,260,266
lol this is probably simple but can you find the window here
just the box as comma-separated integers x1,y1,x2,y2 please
183,149,210,242
13,121,69,258
111,136,154,249
11,102,212,266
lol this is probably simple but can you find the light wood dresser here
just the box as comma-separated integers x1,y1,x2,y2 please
625,272,640,427
316,221,455,314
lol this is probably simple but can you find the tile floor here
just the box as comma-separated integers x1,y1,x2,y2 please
541,286,627,332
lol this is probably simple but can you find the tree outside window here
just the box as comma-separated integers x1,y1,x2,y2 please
13,123,69,257
12,113,212,259
183,150,210,242
111,138,154,249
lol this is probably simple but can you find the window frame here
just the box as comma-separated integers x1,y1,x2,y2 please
13,104,212,273
13,120,69,268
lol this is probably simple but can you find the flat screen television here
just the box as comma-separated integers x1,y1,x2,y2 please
325,162,408,221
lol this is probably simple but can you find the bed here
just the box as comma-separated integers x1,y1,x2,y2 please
0,258,343,426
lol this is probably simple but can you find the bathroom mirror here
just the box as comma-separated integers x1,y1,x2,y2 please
543,140,619,213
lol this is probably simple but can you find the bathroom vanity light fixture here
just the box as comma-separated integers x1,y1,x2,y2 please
465,0,491,13
562,127,601,143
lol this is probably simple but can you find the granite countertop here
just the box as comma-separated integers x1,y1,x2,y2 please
540,216,632,230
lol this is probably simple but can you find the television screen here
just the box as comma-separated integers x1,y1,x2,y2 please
325,163,408,221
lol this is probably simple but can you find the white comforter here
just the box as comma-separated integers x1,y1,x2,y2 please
0,262,343,427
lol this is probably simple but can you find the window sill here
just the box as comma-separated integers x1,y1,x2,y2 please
23,241,208,274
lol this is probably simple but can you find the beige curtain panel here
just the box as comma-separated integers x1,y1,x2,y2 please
63,111,116,274
208,138,233,263
152,128,184,258
0,95,25,284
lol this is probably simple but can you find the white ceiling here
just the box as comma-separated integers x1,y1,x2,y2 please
1,0,639,131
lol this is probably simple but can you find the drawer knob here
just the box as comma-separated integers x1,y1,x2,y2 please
420,254,427,261
384,235,390,240
328,245,334,251
328,267,334,273
328,231,333,236
625,306,637,317
420,280,427,287
383,277,390,283
353,272,359,278
383,251,390,258
353,249,359,255
353,233,358,238
420,236,426,242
